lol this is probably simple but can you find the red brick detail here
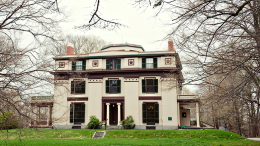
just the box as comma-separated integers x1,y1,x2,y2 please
168,40,175,52
67,46,74,55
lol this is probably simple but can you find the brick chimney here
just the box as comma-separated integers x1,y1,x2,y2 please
168,37,175,52
66,43,74,55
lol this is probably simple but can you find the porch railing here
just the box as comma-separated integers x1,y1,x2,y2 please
177,95,198,99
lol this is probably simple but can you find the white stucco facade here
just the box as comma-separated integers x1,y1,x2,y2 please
36,43,200,129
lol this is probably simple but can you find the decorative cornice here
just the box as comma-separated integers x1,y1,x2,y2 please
53,53,177,60
88,79,103,83
124,78,139,82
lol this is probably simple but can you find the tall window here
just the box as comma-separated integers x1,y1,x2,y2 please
142,58,157,69
71,80,85,94
142,103,159,125
106,59,121,70
72,60,86,71
70,103,85,124
106,79,121,93
142,78,158,93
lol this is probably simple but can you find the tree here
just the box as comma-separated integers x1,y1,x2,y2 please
127,0,260,136
49,34,109,56
0,111,19,130
0,0,64,131
76,0,126,30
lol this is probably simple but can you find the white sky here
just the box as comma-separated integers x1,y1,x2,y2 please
59,0,199,93
60,0,171,51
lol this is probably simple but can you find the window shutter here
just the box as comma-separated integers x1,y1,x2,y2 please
117,80,121,93
72,61,76,71
142,79,146,93
154,79,158,93
153,58,157,69
81,103,85,123
154,103,159,123
71,81,74,94
82,60,86,70
106,59,110,70
106,80,109,93
81,81,85,94
70,104,73,123
142,58,146,69
117,59,121,70
142,103,147,123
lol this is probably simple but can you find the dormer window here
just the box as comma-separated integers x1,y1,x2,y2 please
106,59,121,70
142,58,157,69
72,60,86,71
76,61,82,70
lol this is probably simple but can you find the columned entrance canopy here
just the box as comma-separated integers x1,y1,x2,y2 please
102,97,124,126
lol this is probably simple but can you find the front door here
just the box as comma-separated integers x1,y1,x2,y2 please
109,103,118,125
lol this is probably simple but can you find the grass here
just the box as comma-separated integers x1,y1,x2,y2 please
0,129,259,145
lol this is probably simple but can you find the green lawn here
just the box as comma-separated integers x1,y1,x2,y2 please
0,129,259,145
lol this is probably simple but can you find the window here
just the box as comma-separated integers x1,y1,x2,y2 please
105,79,121,93
71,80,85,94
76,61,82,70
142,58,157,69
106,59,121,70
142,103,159,125
72,60,86,71
182,112,186,118
70,103,85,124
142,78,158,93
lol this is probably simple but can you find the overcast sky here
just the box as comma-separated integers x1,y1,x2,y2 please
60,0,172,51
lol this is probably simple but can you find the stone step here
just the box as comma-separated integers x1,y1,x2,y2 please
101,125,122,130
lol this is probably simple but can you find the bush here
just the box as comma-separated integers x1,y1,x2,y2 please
0,111,19,130
191,120,197,125
87,116,100,129
123,115,135,129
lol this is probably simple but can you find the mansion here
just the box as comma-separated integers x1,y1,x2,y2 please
30,39,200,129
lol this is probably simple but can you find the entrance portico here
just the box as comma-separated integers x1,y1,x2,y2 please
102,97,124,126
104,103,123,126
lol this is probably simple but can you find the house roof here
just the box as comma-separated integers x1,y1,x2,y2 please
101,43,145,51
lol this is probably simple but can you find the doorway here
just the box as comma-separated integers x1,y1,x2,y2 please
109,103,118,125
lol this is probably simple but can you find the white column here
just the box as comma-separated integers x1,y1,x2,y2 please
47,105,51,126
35,106,39,125
117,103,121,126
106,103,110,126
177,102,180,126
38,106,41,125
196,102,200,127
30,104,34,126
